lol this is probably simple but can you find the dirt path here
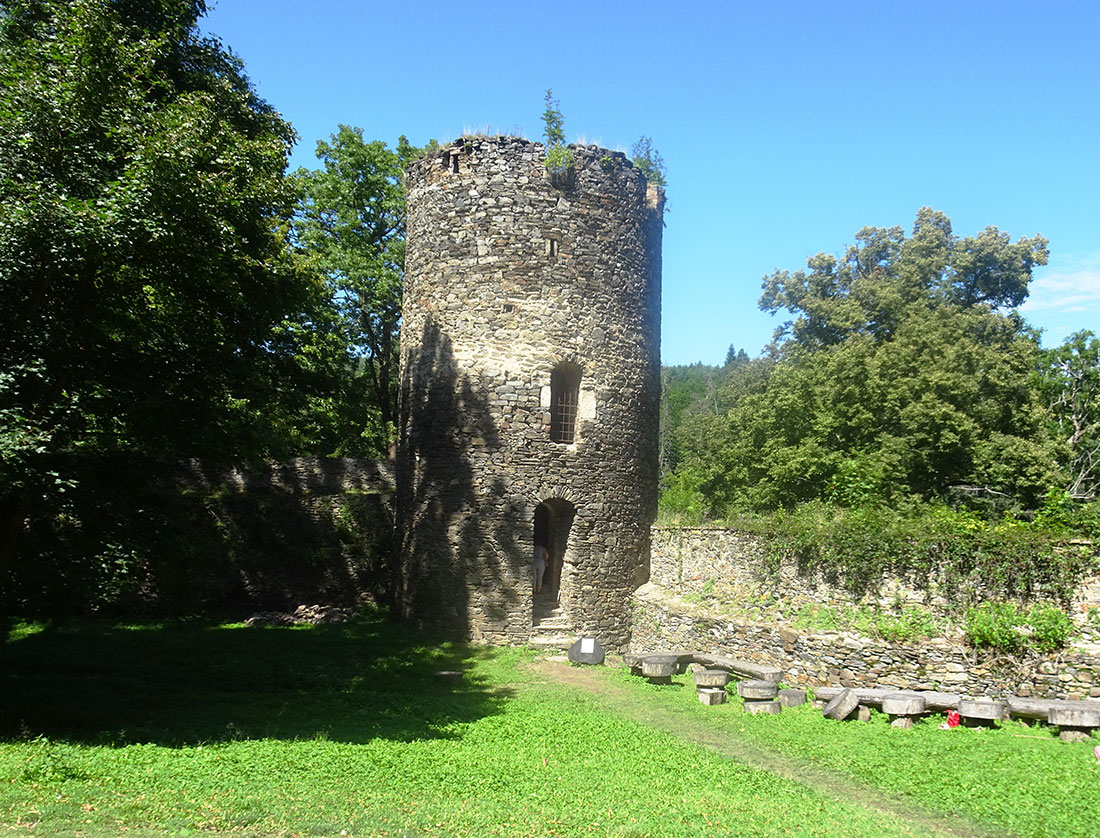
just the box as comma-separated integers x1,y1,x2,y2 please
528,659,1005,838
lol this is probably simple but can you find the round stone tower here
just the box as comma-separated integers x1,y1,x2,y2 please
396,136,662,651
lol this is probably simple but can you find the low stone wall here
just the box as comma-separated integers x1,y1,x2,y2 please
630,584,1100,700
165,457,395,496
636,526,1100,700
12,456,396,617
650,525,1100,626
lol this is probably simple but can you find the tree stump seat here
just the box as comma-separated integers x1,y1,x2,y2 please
882,693,926,728
957,699,1005,727
737,679,778,700
822,687,860,721
694,669,731,688
744,699,781,715
1048,705,1100,742
641,654,679,683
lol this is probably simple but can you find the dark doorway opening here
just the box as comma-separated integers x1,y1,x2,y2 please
532,499,575,624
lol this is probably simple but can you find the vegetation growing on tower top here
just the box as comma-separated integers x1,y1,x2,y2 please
541,89,574,179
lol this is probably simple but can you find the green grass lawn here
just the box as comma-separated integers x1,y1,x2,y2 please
1,613,1095,837
601,666,1100,838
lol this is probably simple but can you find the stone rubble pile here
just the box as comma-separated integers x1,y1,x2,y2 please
244,604,354,626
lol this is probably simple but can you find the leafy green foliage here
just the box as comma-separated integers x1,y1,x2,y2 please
791,603,942,643
738,501,1094,606
0,0,317,461
292,128,425,455
1026,602,1075,651
541,88,566,146
965,600,1075,653
630,135,667,187
540,89,573,178
0,0,371,612
964,602,1027,653
669,209,1059,516
0,362,73,499
1040,330,1100,499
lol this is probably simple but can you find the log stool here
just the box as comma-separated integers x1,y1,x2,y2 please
694,668,731,688
822,687,859,721
882,693,926,729
641,654,678,684
957,699,1005,728
694,668,730,706
738,679,780,714
1048,705,1100,743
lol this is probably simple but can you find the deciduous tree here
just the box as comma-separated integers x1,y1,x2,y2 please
291,127,423,454
671,209,1058,516
1041,331,1100,499
0,0,320,592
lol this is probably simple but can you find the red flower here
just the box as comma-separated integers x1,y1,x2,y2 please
946,711,961,728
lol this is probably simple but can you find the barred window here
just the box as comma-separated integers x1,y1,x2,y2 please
550,363,581,444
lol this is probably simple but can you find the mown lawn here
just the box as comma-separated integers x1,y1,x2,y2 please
0,612,1093,837
602,665,1100,838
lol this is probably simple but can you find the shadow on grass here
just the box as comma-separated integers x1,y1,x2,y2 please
0,610,512,747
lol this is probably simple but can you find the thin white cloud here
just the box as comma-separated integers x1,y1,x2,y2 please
1022,252,1100,313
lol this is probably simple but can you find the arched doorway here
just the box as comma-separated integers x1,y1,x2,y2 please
532,498,575,624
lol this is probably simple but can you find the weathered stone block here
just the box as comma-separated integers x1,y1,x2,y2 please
778,688,806,707
697,687,728,706
823,688,859,721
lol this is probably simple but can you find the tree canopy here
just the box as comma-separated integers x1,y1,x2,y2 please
291,127,422,455
1040,330,1100,500
668,209,1062,516
0,0,319,460
0,0,351,599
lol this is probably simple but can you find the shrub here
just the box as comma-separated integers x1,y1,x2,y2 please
1027,602,1074,652
739,501,1095,607
965,602,1026,653
964,601,1075,654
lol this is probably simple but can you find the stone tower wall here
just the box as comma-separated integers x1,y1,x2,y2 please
396,136,662,650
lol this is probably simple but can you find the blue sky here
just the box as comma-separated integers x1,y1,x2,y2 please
203,0,1099,365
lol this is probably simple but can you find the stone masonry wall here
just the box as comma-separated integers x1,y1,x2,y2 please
151,458,396,613
650,525,1100,622
633,526,1100,699
397,137,663,649
631,587,1100,699
13,456,395,617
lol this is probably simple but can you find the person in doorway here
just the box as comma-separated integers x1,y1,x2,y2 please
533,543,548,594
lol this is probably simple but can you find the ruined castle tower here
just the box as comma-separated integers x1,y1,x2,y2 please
396,137,662,650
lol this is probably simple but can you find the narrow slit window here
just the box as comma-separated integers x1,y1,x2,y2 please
550,363,581,444
546,237,560,258
451,153,460,174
